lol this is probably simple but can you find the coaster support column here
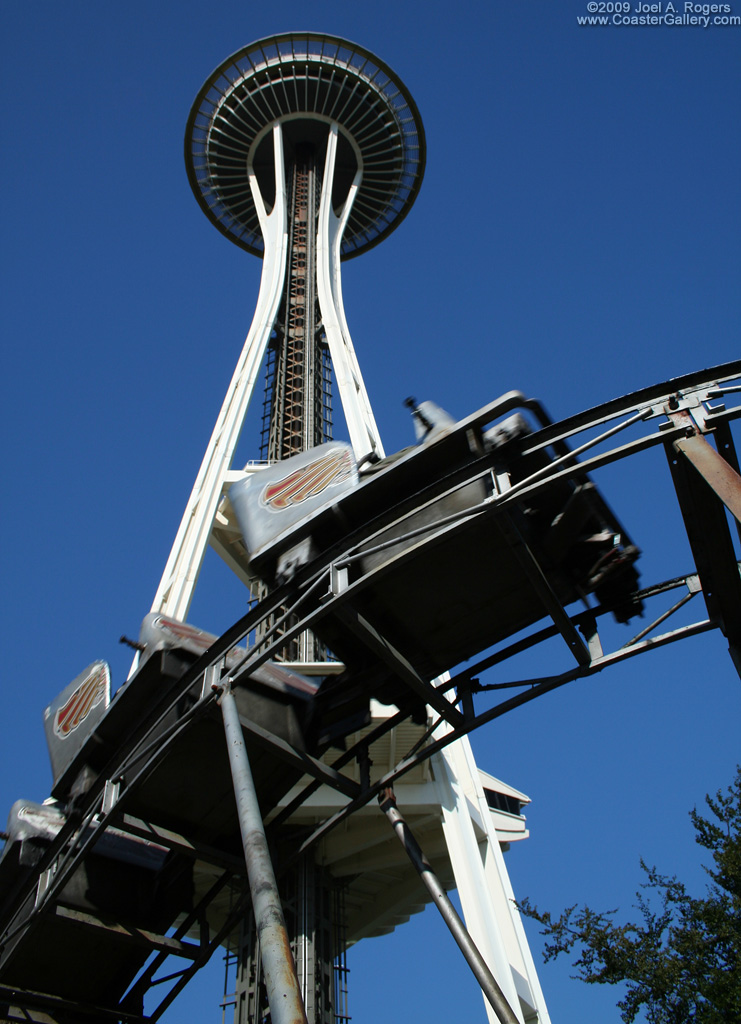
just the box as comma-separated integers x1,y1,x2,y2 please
219,680,308,1024
378,788,521,1024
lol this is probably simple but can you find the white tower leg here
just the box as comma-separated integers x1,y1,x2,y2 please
433,732,551,1024
316,123,385,463
151,124,289,621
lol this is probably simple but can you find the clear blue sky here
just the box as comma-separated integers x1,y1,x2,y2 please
1,3,739,1022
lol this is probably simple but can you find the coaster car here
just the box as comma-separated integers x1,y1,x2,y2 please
227,393,642,682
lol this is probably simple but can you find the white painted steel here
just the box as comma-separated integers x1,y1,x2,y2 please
151,125,289,620
316,124,385,462
433,732,552,1024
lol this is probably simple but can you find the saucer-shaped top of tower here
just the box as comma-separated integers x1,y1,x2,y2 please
185,32,425,260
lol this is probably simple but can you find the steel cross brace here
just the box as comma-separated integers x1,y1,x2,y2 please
379,788,521,1024
293,609,717,860
665,404,741,671
53,905,200,959
119,869,241,1020
114,813,246,875
496,508,592,666
0,984,148,1024
673,432,741,524
236,713,362,800
330,603,465,727
224,572,464,730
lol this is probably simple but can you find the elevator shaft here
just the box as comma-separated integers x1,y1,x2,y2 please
267,150,330,462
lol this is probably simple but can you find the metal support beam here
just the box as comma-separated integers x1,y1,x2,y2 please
119,867,240,1017
294,611,716,864
332,603,465,727
665,435,741,665
53,904,200,958
116,813,246,873
498,510,592,666
709,419,741,546
673,432,741,523
0,984,146,1024
378,788,521,1024
219,682,308,1024
238,715,362,800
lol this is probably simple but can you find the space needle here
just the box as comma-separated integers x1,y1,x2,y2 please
156,32,546,1024
153,33,424,622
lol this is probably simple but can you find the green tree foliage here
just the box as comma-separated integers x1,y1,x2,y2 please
518,768,741,1023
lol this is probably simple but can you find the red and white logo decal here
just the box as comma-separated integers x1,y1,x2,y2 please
54,665,108,739
261,449,353,511
155,616,212,650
